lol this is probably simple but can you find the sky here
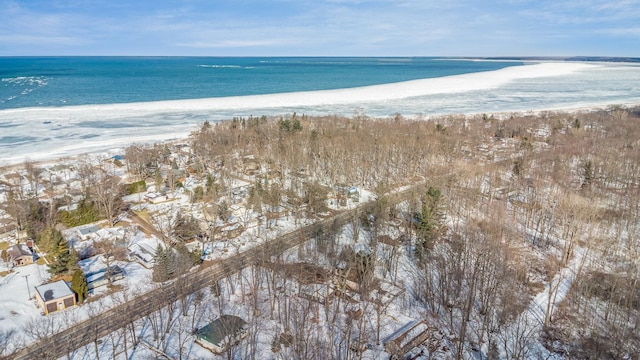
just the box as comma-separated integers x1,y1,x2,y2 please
0,0,639,57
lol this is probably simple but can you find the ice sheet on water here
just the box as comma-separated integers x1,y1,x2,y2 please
0,62,638,167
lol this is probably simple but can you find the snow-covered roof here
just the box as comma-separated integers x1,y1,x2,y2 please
129,234,165,266
145,192,161,199
138,240,159,256
7,244,32,258
95,227,124,239
35,280,73,302
129,244,149,263
79,225,100,236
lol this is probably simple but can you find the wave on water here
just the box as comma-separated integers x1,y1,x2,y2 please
1,76,49,86
197,64,252,69
1,76,49,103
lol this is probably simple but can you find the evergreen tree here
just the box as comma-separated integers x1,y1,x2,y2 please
152,245,191,282
573,117,581,129
154,170,163,192
278,118,291,131
38,227,63,256
303,181,328,215
59,198,100,227
292,118,303,132
48,235,75,275
71,269,88,303
205,174,214,195
582,160,594,189
152,245,171,282
415,187,444,262
40,227,76,275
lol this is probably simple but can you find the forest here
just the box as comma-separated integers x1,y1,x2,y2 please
1,105,639,359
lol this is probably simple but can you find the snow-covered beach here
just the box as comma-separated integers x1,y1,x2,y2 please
1,61,639,167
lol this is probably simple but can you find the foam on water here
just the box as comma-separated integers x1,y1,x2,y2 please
197,64,252,69
0,62,639,167
1,76,49,104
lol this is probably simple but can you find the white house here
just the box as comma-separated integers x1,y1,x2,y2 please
34,280,76,315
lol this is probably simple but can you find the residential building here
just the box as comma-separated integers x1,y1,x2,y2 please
6,243,35,266
34,280,76,315
195,315,248,354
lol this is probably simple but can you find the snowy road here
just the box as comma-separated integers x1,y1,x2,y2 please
500,247,586,359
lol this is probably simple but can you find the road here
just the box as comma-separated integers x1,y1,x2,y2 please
6,183,423,360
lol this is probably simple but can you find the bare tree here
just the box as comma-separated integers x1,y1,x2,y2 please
499,315,539,360
91,168,124,225
93,238,127,286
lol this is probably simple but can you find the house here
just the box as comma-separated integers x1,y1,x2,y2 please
6,243,36,266
128,236,165,268
145,192,168,204
195,315,249,354
34,280,76,315
77,225,100,240
383,320,431,358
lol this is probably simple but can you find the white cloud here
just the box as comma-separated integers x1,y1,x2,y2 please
597,27,640,37
177,38,293,48
1,0,639,56
0,34,88,46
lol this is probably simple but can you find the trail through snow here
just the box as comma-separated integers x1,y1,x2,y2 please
500,247,587,359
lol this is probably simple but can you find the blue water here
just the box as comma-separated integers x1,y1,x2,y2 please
0,57,521,109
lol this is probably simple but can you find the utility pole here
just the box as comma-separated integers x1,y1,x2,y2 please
23,274,31,299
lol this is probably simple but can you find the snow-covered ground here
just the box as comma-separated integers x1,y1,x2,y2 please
498,246,587,359
60,218,445,360
0,263,50,332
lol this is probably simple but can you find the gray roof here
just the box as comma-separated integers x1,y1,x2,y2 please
35,280,74,302
196,315,247,346
7,244,32,258
79,225,100,236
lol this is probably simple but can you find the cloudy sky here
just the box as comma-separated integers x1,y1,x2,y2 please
1,0,639,56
